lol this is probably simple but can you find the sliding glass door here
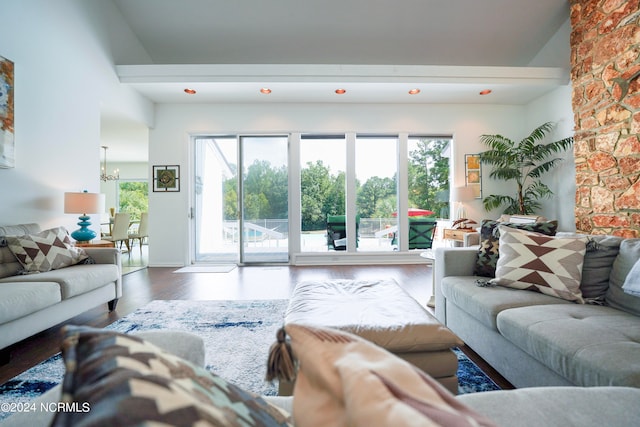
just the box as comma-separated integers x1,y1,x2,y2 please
240,136,289,263
193,135,289,264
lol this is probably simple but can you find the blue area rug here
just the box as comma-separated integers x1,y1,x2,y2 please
0,299,499,420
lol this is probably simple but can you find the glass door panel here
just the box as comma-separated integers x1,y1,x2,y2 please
194,136,239,263
240,135,289,263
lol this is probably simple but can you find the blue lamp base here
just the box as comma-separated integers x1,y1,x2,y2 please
70,214,97,242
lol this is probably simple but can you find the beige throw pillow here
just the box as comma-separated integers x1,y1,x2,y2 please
490,226,587,303
285,323,496,427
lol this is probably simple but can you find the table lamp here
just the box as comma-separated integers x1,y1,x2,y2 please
452,186,476,226
64,191,105,242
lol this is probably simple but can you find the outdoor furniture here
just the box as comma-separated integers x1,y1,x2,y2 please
326,214,360,250
392,217,437,249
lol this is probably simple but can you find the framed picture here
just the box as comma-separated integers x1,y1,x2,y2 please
153,165,180,192
0,54,15,169
465,154,482,198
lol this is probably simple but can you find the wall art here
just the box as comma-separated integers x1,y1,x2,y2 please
0,54,14,168
465,154,482,198
153,165,180,192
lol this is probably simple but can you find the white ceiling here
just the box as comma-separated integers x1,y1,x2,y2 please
112,0,569,67
103,0,571,161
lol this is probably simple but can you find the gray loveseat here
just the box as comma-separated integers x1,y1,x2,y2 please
435,234,640,389
0,223,122,361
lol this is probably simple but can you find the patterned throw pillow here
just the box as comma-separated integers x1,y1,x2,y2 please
474,219,558,277
283,323,497,427
489,226,587,303
556,233,623,302
6,227,88,273
51,325,292,427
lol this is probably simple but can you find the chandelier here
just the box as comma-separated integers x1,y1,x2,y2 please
100,145,120,182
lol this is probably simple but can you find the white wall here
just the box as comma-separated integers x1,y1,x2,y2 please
149,103,534,266
525,85,576,231
0,0,152,235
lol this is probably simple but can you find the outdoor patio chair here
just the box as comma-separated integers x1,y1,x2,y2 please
326,214,360,250
391,217,437,250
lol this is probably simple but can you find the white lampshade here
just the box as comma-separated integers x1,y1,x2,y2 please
452,186,475,202
64,192,105,214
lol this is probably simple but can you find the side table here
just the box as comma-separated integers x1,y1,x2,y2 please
75,240,115,248
443,228,477,246
420,249,436,308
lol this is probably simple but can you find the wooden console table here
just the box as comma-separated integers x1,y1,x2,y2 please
75,240,115,248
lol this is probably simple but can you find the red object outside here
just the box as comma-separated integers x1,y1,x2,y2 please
392,208,434,217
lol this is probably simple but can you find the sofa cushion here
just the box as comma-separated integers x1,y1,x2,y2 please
440,276,568,329
0,223,41,279
457,387,640,427
281,323,496,427
474,219,558,278
5,227,88,273
606,238,640,316
496,304,640,387
490,227,587,303
0,282,61,324
52,325,292,427
622,258,640,296
0,264,119,299
556,233,623,302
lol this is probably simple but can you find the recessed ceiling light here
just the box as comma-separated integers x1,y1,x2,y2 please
335,88,347,94
408,88,421,95
184,88,197,95
260,88,272,94
479,89,492,95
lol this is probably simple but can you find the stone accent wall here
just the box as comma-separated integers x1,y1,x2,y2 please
570,0,640,237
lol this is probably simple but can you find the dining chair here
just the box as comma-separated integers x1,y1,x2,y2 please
128,212,148,255
103,212,131,253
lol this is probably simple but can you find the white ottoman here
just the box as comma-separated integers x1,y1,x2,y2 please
282,278,463,394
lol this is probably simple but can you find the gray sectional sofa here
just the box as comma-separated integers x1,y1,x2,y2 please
0,223,122,361
434,234,640,389
2,330,639,427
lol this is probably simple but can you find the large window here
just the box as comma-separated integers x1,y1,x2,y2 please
300,135,346,252
355,135,398,252
192,133,450,264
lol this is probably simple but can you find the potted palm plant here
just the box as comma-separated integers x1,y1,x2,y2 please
479,122,573,215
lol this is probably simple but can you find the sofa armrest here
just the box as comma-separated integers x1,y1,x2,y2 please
83,247,121,265
463,232,480,246
434,247,478,322
133,330,206,367
83,247,122,300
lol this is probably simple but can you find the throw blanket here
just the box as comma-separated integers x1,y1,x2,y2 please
622,258,640,296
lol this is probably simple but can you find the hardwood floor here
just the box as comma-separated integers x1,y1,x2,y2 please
0,264,514,390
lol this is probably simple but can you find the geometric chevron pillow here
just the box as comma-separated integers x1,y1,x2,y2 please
52,325,292,427
489,226,587,303
6,227,88,273
474,219,558,278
